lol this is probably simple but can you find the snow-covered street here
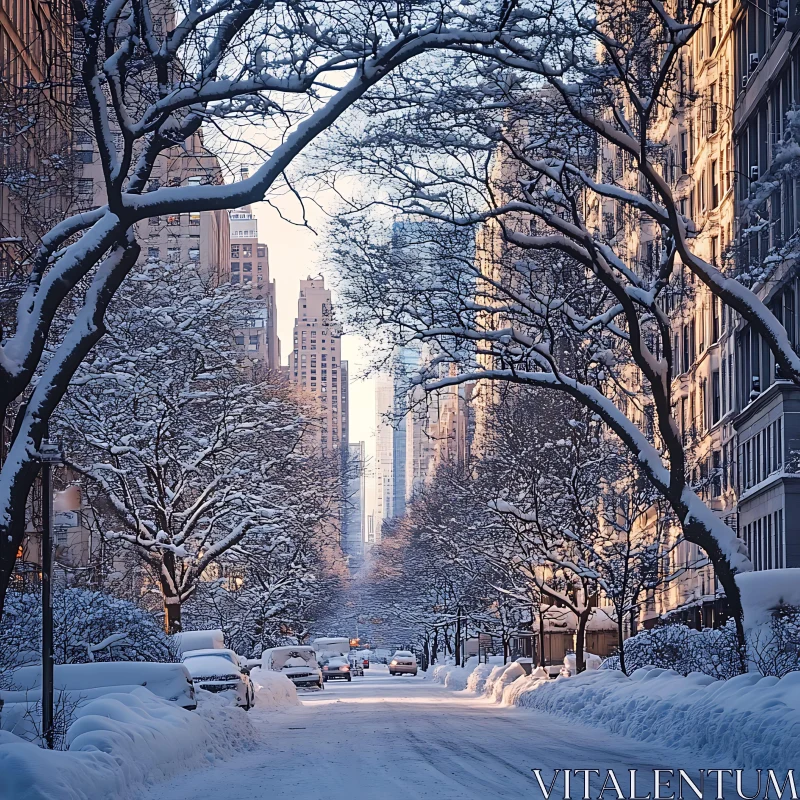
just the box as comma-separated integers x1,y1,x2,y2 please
142,666,716,800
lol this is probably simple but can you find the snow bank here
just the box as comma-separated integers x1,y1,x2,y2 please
737,569,800,627
427,663,473,690
249,668,300,709
484,662,527,702
433,657,800,770
0,688,256,800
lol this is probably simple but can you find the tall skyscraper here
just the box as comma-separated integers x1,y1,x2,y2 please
342,441,366,569
373,346,420,538
289,276,348,452
228,185,280,373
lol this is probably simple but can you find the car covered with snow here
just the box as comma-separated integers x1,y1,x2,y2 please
9,661,197,710
181,648,254,709
321,655,352,681
172,628,225,657
389,651,418,676
261,646,324,690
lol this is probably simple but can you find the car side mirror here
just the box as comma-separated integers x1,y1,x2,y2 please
241,666,251,675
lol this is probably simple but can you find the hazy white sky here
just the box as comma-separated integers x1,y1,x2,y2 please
254,199,378,514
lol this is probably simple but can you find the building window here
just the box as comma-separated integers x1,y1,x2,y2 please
77,179,93,195
231,261,240,271
711,160,719,208
167,247,180,262
712,370,721,424
167,214,181,225
257,246,266,257
148,247,160,259
243,262,252,272
235,335,245,345
75,131,92,145
76,150,93,163
149,216,160,226
231,245,240,258
231,275,240,284
188,248,200,261
189,212,201,226
242,244,252,257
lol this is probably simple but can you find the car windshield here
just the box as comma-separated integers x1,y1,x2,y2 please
283,655,313,668
394,652,413,658
183,649,237,665
183,655,240,678
327,657,347,667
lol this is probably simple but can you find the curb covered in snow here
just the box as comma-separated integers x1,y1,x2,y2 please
430,660,800,771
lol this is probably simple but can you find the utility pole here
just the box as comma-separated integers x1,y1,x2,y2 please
39,435,63,750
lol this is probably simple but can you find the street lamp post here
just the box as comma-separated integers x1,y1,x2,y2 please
39,436,64,750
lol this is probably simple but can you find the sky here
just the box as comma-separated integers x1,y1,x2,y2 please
253,200,378,516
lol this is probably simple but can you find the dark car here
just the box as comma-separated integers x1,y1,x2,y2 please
322,656,352,681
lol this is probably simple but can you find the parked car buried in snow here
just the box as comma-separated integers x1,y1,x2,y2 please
389,651,418,676
8,661,197,710
321,656,352,681
181,648,254,709
261,646,324,690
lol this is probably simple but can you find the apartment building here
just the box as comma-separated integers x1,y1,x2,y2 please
288,276,348,452
729,6,800,573
0,0,73,280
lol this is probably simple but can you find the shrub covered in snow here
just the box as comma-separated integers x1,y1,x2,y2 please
599,622,741,679
602,615,800,679
0,589,175,681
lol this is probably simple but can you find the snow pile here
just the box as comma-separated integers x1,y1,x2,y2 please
483,662,527,702
563,651,602,675
428,663,473,690
249,668,300,709
435,656,800,770
737,570,800,628
465,663,496,694
0,688,256,800
511,667,800,769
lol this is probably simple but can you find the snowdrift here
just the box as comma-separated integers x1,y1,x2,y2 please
431,660,800,770
249,668,301,708
0,688,255,800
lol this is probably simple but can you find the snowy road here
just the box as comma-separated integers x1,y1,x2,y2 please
142,665,723,800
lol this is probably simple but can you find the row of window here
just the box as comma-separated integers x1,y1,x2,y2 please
738,415,784,493
743,509,786,571
146,246,199,262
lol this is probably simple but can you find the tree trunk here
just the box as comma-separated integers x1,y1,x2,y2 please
164,597,182,634
432,631,439,664
575,610,589,674
617,615,627,675
539,608,547,668
455,609,462,667
503,635,510,664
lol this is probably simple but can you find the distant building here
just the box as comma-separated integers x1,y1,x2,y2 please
342,441,366,569
288,276,348,452
227,180,280,374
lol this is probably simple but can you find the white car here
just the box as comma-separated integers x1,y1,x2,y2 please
262,646,324,690
389,651,418,676
181,648,254,709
